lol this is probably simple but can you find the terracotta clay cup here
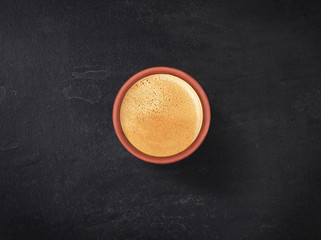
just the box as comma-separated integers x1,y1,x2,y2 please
113,67,211,164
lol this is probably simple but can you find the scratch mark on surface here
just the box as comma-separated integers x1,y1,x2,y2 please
0,142,18,152
18,159,42,168
74,65,101,69
259,224,275,231
0,87,6,103
179,194,205,206
63,84,102,104
72,70,110,81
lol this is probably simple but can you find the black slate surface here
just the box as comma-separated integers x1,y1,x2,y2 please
1,0,321,239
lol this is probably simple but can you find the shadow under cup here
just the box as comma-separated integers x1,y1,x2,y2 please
113,67,211,164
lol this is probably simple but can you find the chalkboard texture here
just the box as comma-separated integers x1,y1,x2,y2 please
1,0,321,239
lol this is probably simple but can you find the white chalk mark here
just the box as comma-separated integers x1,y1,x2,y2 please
63,84,102,104
72,70,110,81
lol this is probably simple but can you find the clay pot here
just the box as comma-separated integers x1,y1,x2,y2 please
113,67,211,164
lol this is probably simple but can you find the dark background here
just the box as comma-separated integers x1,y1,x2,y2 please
1,0,321,239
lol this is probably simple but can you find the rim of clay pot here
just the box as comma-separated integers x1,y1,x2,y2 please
112,67,211,164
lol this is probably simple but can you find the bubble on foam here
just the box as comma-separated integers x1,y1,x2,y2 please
123,75,164,115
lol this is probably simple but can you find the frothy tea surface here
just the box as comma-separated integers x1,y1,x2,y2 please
120,74,203,157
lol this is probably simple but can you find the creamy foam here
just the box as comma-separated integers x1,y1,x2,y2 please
120,74,203,157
